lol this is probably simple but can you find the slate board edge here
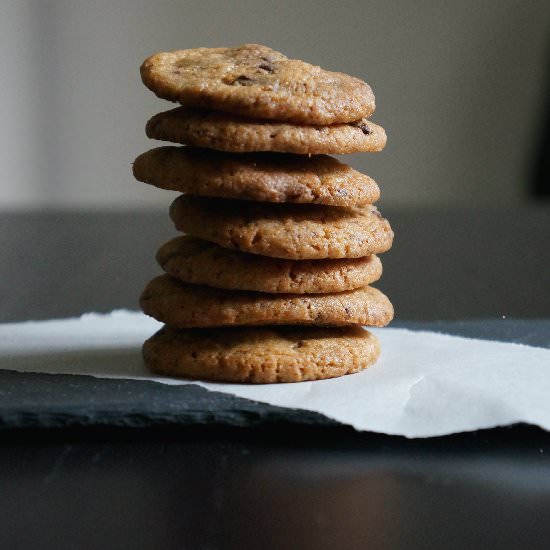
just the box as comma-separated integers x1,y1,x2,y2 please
0,369,337,430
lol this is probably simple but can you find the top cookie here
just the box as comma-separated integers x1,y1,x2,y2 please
140,44,375,125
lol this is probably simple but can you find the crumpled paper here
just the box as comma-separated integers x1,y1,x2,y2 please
1,310,549,437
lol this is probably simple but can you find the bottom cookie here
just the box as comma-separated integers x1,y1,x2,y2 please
143,325,380,384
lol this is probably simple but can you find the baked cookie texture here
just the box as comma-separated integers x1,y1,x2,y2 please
157,236,383,294
136,43,394,383
140,44,375,125
169,195,394,260
146,107,386,154
140,274,394,328
143,325,380,383
133,147,380,206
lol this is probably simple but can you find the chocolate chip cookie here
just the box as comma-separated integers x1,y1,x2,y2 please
133,146,380,206
143,325,380,383
140,44,375,125
146,107,386,154
169,195,394,260
140,274,394,328
157,236,382,293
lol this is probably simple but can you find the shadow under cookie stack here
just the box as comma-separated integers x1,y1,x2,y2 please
135,44,394,384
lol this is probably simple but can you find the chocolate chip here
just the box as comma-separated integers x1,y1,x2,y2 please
232,74,254,86
351,121,372,135
358,123,371,135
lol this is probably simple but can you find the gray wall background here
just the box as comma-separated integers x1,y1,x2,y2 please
1,0,549,209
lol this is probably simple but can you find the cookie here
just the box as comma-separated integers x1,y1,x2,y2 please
146,107,386,155
140,44,375,125
143,325,380,383
140,274,394,328
133,147,380,207
157,236,383,294
169,196,394,260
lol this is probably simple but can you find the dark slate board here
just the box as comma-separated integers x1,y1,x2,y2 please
1,319,549,430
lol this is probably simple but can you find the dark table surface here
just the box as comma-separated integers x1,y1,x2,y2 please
1,205,550,550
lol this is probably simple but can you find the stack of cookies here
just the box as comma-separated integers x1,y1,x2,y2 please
134,44,394,384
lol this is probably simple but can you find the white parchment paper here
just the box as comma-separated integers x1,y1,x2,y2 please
1,310,549,437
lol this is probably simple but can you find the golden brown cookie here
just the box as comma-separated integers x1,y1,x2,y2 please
133,147,380,207
140,44,375,125
143,325,380,383
140,274,394,328
146,107,386,155
157,236,383,294
169,196,394,260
